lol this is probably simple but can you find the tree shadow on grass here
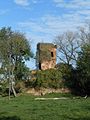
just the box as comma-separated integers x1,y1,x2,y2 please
81,105,90,111
62,115,90,120
0,116,21,120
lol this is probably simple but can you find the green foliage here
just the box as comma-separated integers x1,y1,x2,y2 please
56,63,73,79
33,69,64,88
15,81,25,93
76,43,90,95
14,61,30,81
0,27,33,81
56,63,74,88
0,81,8,96
55,44,90,96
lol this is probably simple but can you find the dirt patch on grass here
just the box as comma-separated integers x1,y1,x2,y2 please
26,88,70,96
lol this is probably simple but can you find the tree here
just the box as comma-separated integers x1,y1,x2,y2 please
54,31,82,66
0,27,33,97
0,27,33,80
76,43,90,95
78,23,90,44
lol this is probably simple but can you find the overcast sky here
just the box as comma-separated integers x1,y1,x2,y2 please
0,0,90,69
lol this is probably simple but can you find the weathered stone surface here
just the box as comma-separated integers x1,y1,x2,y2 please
36,43,57,70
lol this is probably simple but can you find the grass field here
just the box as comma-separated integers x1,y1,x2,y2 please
0,93,90,120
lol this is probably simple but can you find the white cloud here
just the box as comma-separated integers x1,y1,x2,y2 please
14,0,29,6
53,0,63,3
32,0,38,4
17,0,90,51
77,9,90,16
18,13,85,40
41,14,84,33
53,0,90,9
14,0,39,6
19,21,45,33
0,9,9,15
53,0,90,25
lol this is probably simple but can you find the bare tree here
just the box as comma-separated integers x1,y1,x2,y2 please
54,31,81,66
78,23,90,44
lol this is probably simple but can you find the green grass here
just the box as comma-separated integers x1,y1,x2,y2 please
0,93,90,120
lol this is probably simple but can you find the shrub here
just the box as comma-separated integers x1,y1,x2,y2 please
33,69,64,89
15,81,25,93
56,63,74,88
0,81,9,96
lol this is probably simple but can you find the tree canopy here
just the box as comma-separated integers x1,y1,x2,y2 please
76,43,90,95
0,27,33,80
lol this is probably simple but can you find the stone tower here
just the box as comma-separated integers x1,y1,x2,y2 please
36,43,57,70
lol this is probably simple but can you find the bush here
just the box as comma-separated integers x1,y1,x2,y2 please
32,69,64,89
56,63,74,88
0,81,9,96
15,81,25,93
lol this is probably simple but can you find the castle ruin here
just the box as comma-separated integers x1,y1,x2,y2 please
36,43,57,70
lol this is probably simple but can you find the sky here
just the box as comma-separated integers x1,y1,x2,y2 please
0,0,90,69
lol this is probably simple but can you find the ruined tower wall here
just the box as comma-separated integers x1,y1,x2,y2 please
36,43,57,70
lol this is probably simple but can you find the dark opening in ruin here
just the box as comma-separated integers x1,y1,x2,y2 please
39,63,41,69
51,52,54,57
